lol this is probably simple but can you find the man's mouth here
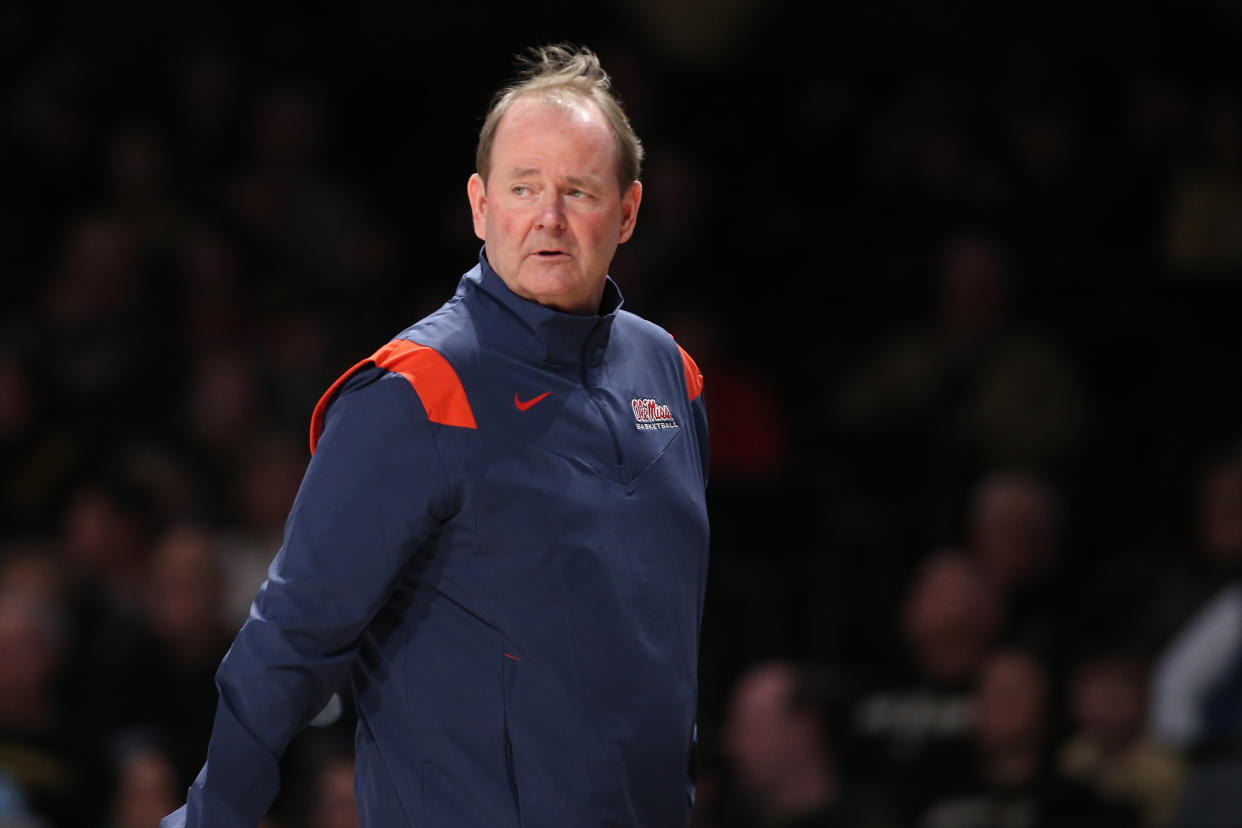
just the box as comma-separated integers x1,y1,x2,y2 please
534,249,570,258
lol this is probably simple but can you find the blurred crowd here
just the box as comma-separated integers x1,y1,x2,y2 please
2,1,1242,827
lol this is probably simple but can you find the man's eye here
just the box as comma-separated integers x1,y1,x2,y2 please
512,185,531,196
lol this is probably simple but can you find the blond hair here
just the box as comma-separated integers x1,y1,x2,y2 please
476,44,644,191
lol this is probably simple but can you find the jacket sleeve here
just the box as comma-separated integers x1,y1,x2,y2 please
162,368,456,828
674,342,708,488
689,390,709,489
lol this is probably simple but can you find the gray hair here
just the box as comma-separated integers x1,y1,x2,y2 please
476,44,644,191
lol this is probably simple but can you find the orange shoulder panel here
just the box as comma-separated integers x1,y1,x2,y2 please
677,343,704,402
309,339,476,454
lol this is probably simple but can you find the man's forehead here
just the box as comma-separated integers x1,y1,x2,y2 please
494,93,615,150
507,90,605,126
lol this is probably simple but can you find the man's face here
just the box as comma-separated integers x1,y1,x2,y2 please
468,94,641,315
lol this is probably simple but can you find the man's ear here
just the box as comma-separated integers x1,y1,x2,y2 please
467,173,487,241
617,180,642,244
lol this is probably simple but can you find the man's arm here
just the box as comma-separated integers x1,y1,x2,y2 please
678,344,708,814
674,341,709,488
689,389,709,488
163,369,456,827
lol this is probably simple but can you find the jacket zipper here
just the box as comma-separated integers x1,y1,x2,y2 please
583,365,626,482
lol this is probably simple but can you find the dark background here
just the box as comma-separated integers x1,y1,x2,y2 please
2,1,1241,826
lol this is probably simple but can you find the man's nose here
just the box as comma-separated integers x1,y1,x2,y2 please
534,194,567,229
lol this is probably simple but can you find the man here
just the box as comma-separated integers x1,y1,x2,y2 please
917,650,1136,828
721,661,895,828
844,553,1002,819
162,45,710,828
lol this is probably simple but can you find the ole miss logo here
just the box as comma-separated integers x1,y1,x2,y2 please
631,398,680,431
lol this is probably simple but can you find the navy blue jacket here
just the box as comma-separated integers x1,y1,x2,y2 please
163,253,710,827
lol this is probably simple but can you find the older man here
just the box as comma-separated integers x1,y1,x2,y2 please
164,45,710,828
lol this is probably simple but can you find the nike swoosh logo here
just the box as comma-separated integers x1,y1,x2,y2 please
514,391,551,411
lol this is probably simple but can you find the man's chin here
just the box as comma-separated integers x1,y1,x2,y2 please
520,262,580,290
517,269,600,314
521,256,577,279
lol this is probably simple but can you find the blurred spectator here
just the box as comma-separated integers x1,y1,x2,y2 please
718,660,894,828
176,225,249,353
1060,653,1184,827
229,86,367,291
1192,455,1242,580
845,552,1003,815
667,310,789,483
968,472,1060,595
58,476,156,610
1163,96,1242,275
1146,455,1242,650
105,122,185,254
172,46,242,184
77,525,231,789
1149,580,1242,752
0,349,76,533
616,145,709,307
180,346,268,528
218,433,306,628
833,232,1086,545
835,232,1086,465
111,442,200,527
186,349,262,463
0,587,103,827
144,526,231,673
259,310,335,433
39,215,163,440
5,45,93,226
108,743,179,828
918,649,1135,828
0,544,68,718
965,471,1080,665
900,553,1003,688
0,544,65,608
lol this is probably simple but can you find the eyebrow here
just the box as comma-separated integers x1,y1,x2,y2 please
507,167,598,188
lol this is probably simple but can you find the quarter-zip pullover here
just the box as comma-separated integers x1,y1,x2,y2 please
163,251,710,828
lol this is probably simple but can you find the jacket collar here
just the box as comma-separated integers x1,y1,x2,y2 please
463,247,622,369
